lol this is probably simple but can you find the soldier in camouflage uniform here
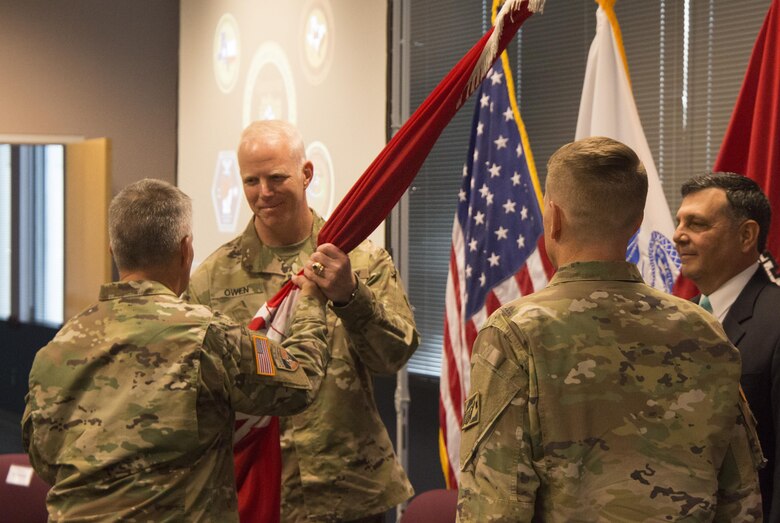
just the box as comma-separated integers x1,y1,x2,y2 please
22,179,330,522
187,120,419,522
458,137,764,522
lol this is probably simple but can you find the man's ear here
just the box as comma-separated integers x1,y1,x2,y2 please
739,219,760,254
180,234,194,269
302,161,314,189
632,211,644,237
549,200,562,241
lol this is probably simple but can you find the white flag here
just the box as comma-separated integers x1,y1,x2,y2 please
576,1,680,292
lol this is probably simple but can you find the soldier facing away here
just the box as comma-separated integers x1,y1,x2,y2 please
457,137,764,522
22,179,330,521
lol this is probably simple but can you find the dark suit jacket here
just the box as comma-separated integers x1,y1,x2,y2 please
703,268,780,521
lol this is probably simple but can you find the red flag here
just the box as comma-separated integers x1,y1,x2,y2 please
672,272,699,299
238,2,545,521
713,0,780,257
234,417,281,522
675,0,780,297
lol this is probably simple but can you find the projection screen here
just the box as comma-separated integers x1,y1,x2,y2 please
179,0,388,266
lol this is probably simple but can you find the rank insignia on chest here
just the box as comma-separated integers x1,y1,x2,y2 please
273,346,300,372
462,392,480,430
253,335,276,376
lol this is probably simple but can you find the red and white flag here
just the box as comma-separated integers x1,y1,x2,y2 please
235,289,299,522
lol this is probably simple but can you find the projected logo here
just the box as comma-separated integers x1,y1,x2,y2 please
306,141,335,218
213,14,241,94
299,0,335,85
212,151,242,233
243,42,297,126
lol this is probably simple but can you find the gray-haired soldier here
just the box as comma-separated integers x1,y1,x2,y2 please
457,137,764,522
22,179,329,522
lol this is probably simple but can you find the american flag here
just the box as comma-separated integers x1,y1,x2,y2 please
252,335,275,376
439,53,550,488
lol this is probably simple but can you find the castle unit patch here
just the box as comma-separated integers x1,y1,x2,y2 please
273,346,300,372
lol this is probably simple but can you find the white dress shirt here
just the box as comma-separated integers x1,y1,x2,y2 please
705,261,760,323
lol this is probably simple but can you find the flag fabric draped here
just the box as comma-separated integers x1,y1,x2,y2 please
236,1,545,521
713,0,780,261
439,48,549,488
234,290,299,522
576,0,680,293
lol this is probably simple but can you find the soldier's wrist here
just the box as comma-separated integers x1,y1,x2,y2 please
332,275,359,308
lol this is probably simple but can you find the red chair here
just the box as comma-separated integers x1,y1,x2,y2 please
0,453,49,523
400,489,458,523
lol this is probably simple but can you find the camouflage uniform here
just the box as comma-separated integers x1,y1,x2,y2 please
22,279,329,522
187,211,419,522
458,261,764,522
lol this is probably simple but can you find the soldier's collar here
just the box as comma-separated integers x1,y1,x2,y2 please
239,212,325,274
99,280,176,301
550,261,643,285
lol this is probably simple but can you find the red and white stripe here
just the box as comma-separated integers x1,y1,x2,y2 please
439,217,548,488
236,286,301,445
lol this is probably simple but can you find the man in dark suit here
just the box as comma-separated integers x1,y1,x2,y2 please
674,172,779,521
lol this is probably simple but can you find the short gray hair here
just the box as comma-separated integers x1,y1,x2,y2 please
109,179,192,271
238,120,306,166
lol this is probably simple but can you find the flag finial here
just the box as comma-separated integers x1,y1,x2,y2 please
466,0,545,103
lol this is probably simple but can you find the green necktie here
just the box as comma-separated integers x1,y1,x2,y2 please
699,295,713,313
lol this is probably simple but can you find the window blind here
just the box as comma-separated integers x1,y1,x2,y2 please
404,0,771,377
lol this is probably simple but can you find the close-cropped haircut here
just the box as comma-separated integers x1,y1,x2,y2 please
109,179,192,271
546,136,648,238
238,120,306,166
681,172,771,252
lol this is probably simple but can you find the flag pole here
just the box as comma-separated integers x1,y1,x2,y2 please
390,0,412,520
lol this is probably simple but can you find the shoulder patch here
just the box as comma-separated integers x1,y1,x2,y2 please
273,346,300,372
253,335,276,376
462,392,480,430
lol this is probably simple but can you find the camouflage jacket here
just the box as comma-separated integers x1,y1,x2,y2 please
22,280,328,522
187,212,419,521
458,261,764,522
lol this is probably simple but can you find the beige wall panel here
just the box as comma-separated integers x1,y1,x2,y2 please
65,138,112,320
